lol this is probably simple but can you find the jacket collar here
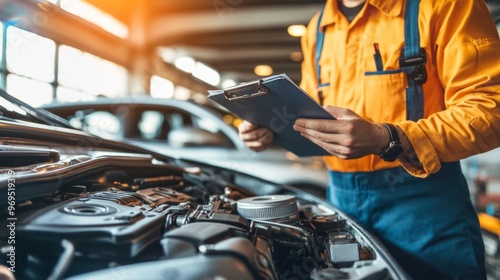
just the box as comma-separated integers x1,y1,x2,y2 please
320,0,404,31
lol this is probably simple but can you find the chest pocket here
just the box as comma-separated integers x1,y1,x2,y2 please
363,70,407,123
315,0,425,122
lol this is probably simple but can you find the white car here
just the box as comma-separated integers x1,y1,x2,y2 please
42,96,329,197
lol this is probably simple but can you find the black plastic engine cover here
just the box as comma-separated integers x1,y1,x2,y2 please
17,197,165,258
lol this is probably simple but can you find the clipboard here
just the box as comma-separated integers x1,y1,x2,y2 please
208,73,335,157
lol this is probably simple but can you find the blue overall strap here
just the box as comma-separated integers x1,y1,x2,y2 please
400,0,426,121
315,9,329,88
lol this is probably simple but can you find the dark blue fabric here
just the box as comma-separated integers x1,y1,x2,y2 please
315,8,325,86
403,0,421,59
403,73,424,121
402,0,425,121
327,162,486,279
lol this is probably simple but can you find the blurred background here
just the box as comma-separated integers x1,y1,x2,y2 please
0,0,327,105
0,0,499,277
0,0,497,104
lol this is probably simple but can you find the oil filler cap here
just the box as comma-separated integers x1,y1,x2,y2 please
236,195,298,224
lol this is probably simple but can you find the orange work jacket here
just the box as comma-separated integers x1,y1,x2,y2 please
299,0,500,178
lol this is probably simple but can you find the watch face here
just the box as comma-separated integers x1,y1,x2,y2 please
381,142,403,162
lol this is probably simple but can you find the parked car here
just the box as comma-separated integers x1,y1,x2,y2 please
42,96,329,197
0,90,409,279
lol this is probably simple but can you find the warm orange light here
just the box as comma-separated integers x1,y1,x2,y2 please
285,152,298,160
254,65,273,76
289,51,303,62
222,114,234,125
287,25,307,37
233,118,243,128
60,0,128,38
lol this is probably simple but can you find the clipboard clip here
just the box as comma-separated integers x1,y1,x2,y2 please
223,79,268,100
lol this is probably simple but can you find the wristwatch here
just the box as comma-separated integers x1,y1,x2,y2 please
379,123,403,162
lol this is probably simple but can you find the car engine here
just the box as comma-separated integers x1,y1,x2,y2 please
0,153,400,280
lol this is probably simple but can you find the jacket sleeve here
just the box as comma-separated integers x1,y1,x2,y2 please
398,0,500,177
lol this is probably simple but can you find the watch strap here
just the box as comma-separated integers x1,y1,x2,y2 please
383,123,400,142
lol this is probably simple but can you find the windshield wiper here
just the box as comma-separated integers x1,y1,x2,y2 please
0,89,75,129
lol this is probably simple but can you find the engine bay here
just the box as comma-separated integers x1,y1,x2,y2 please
1,153,401,280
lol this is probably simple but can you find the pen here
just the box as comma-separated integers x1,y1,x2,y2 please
373,43,383,71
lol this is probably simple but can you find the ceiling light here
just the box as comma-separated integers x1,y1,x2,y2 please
174,86,192,100
221,79,237,88
254,65,273,76
157,47,177,64
150,75,174,99
174,57,195,73
193,62,220,86
290,51,303,62
192,92,208,104
287,25,306,37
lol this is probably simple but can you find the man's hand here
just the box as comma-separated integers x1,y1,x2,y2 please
293,106,388,159
238,120,274,152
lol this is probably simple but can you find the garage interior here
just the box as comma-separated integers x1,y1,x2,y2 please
0,0,499,279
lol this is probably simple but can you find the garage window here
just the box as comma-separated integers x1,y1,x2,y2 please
5,26,55,106
58,44,127,100
0,21,4,90
6,26,55,82
56,86,97,103
0,21,3,68
0,22,128,106
6,75,52,107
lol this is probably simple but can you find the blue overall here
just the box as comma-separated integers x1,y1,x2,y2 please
327,162,486,279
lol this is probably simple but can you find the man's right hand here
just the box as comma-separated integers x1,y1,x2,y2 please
238,120,274,152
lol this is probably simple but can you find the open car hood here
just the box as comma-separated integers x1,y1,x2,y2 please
0,113,409,280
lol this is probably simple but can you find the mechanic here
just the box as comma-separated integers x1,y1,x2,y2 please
238,0,500,279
